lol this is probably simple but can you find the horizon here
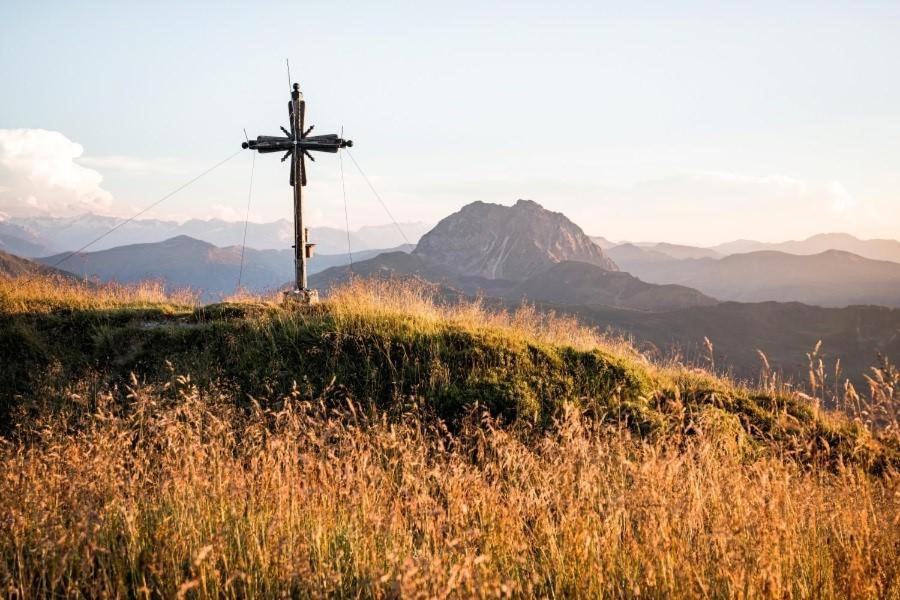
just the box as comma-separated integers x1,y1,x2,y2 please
4,202,897,251
2,3,900,245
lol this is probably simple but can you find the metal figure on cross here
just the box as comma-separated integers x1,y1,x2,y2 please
242,82,352,303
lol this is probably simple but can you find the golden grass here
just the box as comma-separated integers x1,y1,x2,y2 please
0,273,198,314
1,381,897,598
2,273,899,597
324,276,640,356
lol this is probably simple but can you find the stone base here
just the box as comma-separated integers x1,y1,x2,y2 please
282,288,319,305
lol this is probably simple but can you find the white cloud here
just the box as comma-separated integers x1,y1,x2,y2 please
0,129,115,217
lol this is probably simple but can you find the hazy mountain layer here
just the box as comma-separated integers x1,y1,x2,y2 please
610,247,900,307
6,214,430,255
506,261,717,311
711,233,900,263
0,221,53,257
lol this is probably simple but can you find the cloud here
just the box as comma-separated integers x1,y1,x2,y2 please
0,129,115,217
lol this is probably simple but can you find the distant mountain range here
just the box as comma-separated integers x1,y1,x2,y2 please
596,232,900,264
607,244,900,307
0,221,52,257
1,214,430,256
37,236,413,301
711,233,900,262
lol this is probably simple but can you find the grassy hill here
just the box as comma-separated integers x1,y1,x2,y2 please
1,273,898,597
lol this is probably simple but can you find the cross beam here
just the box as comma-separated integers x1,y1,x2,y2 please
242,82,352,301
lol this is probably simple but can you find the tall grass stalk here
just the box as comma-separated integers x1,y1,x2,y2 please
1,382,897,598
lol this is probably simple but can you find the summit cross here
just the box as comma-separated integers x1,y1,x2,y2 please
242,82,352,303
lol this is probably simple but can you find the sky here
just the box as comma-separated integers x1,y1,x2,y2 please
1,1,899,245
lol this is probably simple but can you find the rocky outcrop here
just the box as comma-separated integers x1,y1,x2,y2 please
413,200,617,280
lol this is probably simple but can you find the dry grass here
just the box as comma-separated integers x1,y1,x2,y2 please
324,276,643,361
2,273,899,597
0,273,198,314
1,381,897,598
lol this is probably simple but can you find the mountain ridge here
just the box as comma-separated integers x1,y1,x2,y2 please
611,247,900,307
5,214,430,255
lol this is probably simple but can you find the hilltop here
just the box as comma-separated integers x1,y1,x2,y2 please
1,273,895,470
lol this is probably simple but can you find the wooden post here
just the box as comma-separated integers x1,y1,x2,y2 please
290,83,307,292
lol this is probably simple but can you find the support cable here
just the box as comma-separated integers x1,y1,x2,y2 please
236,150,256,292
345,149,410,245
339,139,353,269
46,148,244,271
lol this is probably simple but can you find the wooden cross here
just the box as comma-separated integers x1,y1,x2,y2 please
242,82,352,302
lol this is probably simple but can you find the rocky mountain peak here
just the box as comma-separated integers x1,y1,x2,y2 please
413,200,617,280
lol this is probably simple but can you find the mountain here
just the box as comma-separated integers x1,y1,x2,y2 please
0,221,54,257
617,250,900,308
11,214,181,255
9,214,431,255
312,200,714,313
589,235,616,249
711,239,768,255
414,200,617,280
712,233,900,264
38,236,284,301
314,256,718,313
309,245,415,273
503,261,718,311
570,301,900,386
605,243,675,267
36,236,412,301
652,243,722,260
0,249,75,280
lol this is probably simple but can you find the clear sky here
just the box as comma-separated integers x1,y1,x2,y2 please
1,1,899,245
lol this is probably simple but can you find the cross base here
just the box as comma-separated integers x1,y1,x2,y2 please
282,288,319,305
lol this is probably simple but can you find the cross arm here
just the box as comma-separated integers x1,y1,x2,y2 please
242,134,353,154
